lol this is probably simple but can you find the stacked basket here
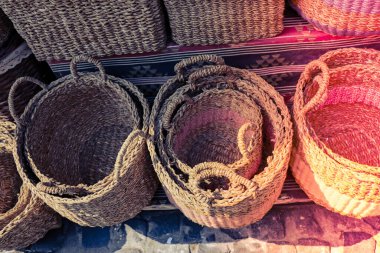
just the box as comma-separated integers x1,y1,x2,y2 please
149,55,293,228
292,48,380,217
290,0,380,36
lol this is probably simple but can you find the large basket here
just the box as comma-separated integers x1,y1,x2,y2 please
11,56,158,227
163,0,285,46
0,118,60,250
148,55,293,228
292,48,380,217
0,1,167,61
290,0,380,36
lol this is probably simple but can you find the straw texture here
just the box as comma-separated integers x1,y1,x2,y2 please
290,0,380,36
292,48,380,216
12,56,157,227
0,118,61,250
149,55,293,228
163,0,285,46
0,1,167,61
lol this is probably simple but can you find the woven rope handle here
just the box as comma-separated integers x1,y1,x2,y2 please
187,65,233,90
237,122,261,160
8,77,48,126
36,181,91,196
299,60,330,115
70,55,107,82
174,55,225,78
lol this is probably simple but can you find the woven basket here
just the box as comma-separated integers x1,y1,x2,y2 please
0,42,54,122
163,0,285,46
0,1,167,61
290,0,380,36
292,48,380,217
0,118,60,250
0,9,12,48
149,55,293,228
11,56,158,227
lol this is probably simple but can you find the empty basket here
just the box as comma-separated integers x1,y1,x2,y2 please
11,56,158,227
0,118,60,250
149,55,293,228
292,48,380,217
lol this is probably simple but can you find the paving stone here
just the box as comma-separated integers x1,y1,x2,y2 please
230,239,267,253
266,243,296,253
190,243,230,253
250,208,285,241
295,245,330,253
342,234,376,253
297,238,330,246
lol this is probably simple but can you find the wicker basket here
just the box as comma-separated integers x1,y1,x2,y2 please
163,0,285,46
0,118,60,250
0,1,167,61
290,0,380,36
292,48,380,217
149,55,293,228
11,56,158,227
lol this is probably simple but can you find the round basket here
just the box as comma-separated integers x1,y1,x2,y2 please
149,55,293,228
11,56,158,227
292,48,380,217
290,0,380,36
0,118,60,250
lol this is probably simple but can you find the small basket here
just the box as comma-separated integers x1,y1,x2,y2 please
292,48,380,217
0,118,60,250
163,0,285,46
0,1,167,61
12,56,158,227
149,55,293,228
290,0,380,36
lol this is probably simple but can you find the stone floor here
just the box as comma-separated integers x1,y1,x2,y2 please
5,203,377,253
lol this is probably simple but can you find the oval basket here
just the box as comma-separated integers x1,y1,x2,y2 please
0,118,60,250
290,0,380,36
163,0,285,46
12,56,158,227
149,55,293,228
292,48,380,217
0,1,167,61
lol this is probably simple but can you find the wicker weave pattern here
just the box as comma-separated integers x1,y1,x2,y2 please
12,56,157,227
0,1,167,61
291,0,380,36
293,48,380,208
163,0,284,46
149,55,293,228
0,119,61,250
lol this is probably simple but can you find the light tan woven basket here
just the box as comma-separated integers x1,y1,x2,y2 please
0,1,167,61
292,48,380,217
11,56,157,227
0,118,60,250
149,55,293,228
163,0,285,46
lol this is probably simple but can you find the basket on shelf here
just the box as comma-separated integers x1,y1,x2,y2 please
290,0,380,36
292,48,380,217
0,1,167,61
148,55,293,228
0,118,60,250
163,0,285,46
11,56,158,227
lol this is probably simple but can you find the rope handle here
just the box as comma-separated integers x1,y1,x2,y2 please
187,65,233,90
70,55,107,82
8,77,48,126
174,55,225,78
299,60,330,115
237,122,261,160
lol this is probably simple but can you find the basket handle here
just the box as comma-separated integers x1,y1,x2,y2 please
8,77,48,126
237,122,261,160
174,55,225,78
187,65,233,90
298,60,330,115
36,181,91,196
70,55,107,82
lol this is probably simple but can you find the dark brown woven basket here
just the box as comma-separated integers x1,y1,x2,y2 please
0,1,167,61
11,56,157,227
0,118,61,250
163,0,285,46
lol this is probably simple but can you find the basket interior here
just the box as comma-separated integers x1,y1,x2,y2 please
25,80,138,186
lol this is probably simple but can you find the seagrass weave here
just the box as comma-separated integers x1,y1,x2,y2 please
0,118,60,250
290,0,380,36
11,56,157,227
292,48,380,217
0,1,167,61
163,0,285,46
149,55,293,228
